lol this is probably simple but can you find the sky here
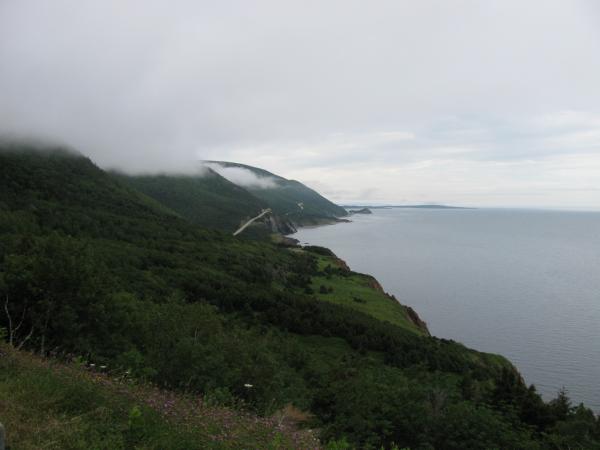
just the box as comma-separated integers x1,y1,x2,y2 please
1,1,600,209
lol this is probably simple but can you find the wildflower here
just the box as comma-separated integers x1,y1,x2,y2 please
244,383,253,388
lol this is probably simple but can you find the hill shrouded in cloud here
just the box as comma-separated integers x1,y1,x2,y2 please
206,161,348,223
117,161,347,235
1,1,598,209
114,168,271,234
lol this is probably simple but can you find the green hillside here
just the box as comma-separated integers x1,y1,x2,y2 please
307,250,429,335
114,170,275,235
1,144,599,449
205,161,348,226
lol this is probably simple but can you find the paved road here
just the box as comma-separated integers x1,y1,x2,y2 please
233,208,272,236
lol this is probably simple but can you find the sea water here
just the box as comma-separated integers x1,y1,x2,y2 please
295,208,600,411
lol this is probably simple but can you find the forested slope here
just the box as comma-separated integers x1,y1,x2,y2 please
115,170,281,235
1,144,598,449
206,161,348,226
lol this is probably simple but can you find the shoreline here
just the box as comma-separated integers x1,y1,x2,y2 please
294,208,600,414
290,215,431,336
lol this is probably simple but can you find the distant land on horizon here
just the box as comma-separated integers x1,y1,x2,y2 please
341,204,475,210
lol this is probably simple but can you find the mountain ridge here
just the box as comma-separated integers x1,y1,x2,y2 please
116,161,347,236
205,160,348,226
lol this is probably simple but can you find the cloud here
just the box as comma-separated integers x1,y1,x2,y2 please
0,1,599,207
204,163,278,189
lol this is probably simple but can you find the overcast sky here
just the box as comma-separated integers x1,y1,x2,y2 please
1,1,600,208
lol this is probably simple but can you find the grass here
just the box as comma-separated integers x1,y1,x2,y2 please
310,255,426,335
0,344,319,449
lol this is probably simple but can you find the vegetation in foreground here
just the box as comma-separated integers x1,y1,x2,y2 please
0,343,318,449
1,144,599,449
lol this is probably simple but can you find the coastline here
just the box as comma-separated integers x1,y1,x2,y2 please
290,215,431,336
294,207,600,413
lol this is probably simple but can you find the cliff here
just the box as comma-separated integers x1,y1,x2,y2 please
305,247,431,336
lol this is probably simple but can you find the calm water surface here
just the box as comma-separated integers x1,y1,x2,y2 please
296,208,600,411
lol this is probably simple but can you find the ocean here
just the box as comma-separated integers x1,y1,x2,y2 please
295,208,600,411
